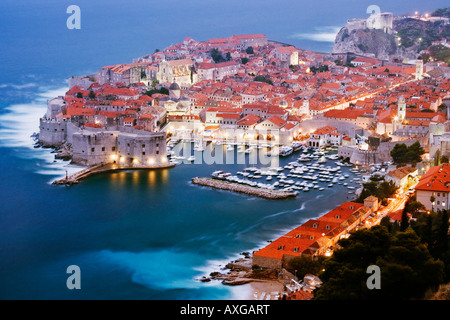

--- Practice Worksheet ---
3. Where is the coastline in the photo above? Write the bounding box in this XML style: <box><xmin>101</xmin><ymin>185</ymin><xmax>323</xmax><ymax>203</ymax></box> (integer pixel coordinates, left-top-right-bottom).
<box><xmin>202</xmin><ymin>254</ymin><xmax>297</xmax><ymax>300</ymax></box>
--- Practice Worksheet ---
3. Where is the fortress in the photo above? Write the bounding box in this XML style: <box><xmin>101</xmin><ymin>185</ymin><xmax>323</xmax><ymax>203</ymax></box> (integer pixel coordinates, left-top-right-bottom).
<box><xmin>345</xmin><ymin>12</ymin><xmax>394</xmax><ymax>34</ymax></box>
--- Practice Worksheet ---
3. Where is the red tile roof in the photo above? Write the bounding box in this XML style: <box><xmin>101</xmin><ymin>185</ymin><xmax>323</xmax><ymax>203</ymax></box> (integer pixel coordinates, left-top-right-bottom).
<box><xmin>415</xmin><ymin>164</ymin><xmax>450</xmax><ymax>192</ymax></box>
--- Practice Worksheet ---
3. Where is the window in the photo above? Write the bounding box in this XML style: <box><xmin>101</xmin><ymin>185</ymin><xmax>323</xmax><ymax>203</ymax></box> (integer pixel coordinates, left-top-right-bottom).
<box><xmin>91</xmin><ymin>148</ymin><xmax>95</xmax><ymax>152</ymax></box>
<box><xmin>313</xmin><ymin>223</ymin><xmax>317</xmax><ymax>228</ymax></box>
<box><xmin>112</xmin><ymin>147</ymin><xmax>116</xmax><ymax>151</ymax></box>
<box><xmin>142</xmin><ymin>152</ymin><xmax>145</xmax><ymax>155</ymax></box>
<box><xmin>142</xmin><ymin>144</ymin><xmax>146</xmax><ymax>148</ymax></box>
<box><xmin>102</xmin><ymin>147</ymin><xmax>105</xmax><ymax>152</ymax></box>
<box><xmin>156</xmin><ymin>151</ymin><xmax>159</xmax><ymax>155</ymax></box>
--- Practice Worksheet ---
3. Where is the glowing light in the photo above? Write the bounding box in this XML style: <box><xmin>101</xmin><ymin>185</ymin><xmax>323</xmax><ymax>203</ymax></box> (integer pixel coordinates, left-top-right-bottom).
<box><xmin>120</xmin><ymin>156</ymin><xmax>126</xmax><ymax>163</ymax></box>
<box><xmin>148</xmin><ymin>158</ymin><xmax>155</xmax><ymax>165</ymax></box>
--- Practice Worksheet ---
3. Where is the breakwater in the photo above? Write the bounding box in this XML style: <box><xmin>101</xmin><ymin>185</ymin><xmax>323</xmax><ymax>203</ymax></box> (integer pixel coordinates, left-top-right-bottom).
<box><xmin>53</xmin><ymin>163</ymin><xmax>176</xmax><ymax>185</ymax></box>
<box><xmin>192</xmin><ymin>177</ymin><xmax>297</xmax><ymax>199</ymax></box>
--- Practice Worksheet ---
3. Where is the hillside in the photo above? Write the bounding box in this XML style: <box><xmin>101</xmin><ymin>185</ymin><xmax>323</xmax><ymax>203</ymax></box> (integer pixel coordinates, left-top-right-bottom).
<box><xmin>333</xmin><ymin>7</ymin><xmax>450</xmax><ymax>63</ymax></box>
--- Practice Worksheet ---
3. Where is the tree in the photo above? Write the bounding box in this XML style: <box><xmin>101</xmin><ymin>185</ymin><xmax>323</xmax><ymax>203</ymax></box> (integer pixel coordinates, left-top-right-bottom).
<box><xmin>390</xmin><ymin>142</ymin><xmax>424</xmax><ymax>165</ymax></box>
<box><xmin>225</xmin><ymin>52</ymin><xmax>232</xmax><ymax>61</ymax></box>
<box><xmin>241</xmin><ymin>57</ymin><xmax>249</xmax><ymax>65</ymax></box>
<box><xmin>245</xmin><ymin>46</ymin><xmax>254</xmax><ymax>54</ymax></box>
<box><xmin>441</xmin><ymin>155</ymin><xmax>449</xmax><ymax>164</ymax></box>
<box><xmin>254</xmin><ymin>75</ymin><xmax>273</xmax><ymax>85</ymax></box>
<box><xmin>287</xmin><ymin>255</ymin><xmax>325</xmax><ymax>280</ymax></box>
<box><xmin>210</xmin><ymin>48</ymin><xmax>225</xmax><ymax>63</ymax></box>
<box><xmin>76</xmin><ymin>92</ymin><xmax>83</xmax><ymax>99</ymax></box>
<box><xmin>390</xmin><ymin>143</ymin><xmax>408</xmax><ymax>164</ymax></box>
<box><xmin>400</xmin><ymin>207</ymin><xmax>409</xmax><ymax>231</ymax></box>
<box><xmin>314</xmin><ymin>226</ymin><xmax>444</xmax><ymax>300</ymax></box>
<box><xmin>88</xmin><ymin>90</ymin><xmax>95</xmax><ymax>99</ymax></box>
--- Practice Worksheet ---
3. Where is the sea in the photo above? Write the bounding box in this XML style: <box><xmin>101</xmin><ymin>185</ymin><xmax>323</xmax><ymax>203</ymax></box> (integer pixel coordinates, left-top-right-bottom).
<box><xmin>0</xmin><ymin>0</ymin><xmax>447</xmax><ymax>300</ymax></box>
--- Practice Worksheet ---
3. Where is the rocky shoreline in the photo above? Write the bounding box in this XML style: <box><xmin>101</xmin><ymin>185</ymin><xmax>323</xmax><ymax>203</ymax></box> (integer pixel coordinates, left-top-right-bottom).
<box><xmin>200</xmin><ymin>252</ymin><xmax>293</xmax><ymax>287</ymax></box>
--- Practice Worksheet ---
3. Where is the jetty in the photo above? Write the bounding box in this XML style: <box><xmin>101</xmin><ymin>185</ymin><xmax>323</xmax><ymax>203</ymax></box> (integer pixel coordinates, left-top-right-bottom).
<box><xmin>53</xmin><ymin>163</ymin><xmax>175</xmax><ymax>185</ymax></box>
<box><xmin>191</xmin><ymin>177</ymin><xmax>297</xmax><ymax>199</ymax></box>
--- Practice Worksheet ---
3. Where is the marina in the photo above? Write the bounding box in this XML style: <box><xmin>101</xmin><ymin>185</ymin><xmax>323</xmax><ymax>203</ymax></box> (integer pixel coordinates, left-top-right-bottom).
<box><xmin>168</xmin><ymin>140</ymin><xmax>391</xmax><ymax>198</ymax></box>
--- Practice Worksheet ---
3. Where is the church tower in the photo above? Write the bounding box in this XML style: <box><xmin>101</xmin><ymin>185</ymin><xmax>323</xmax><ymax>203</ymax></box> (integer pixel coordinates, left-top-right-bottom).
<box><xmin>301</xmin><ymin>99</ymin><xmax>310</xmax><ymax>116</ymax></box>
<box><xmin>415</xmin><ymin>59</ymin><xmax>423</xmax><ymax>80</ymax></box>
<box><xmin>397</xmin><ymin>95</ymin><xmax>406</xmax><ymax>122</ymax></box>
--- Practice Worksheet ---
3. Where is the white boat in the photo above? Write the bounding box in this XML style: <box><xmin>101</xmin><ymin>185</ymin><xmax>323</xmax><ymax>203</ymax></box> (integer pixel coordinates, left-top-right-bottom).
<box><xmin>187</xmin><ymin>156</ymin><xmax>195</xmax><ymax>162</ymax></box>
<box><xmin>291</xmin><ymin>141</ymin><xmax>303</xmax><ymax>151</ymax></box>
<box><xmin>279</xmin><ymin>146</ymin><xmax>293</xmax><ymax>157</ymax></box>
<box><xmin>245</xmin><ymin>147</ymin><xmax>254</xmax><ymax>154</ymax></box>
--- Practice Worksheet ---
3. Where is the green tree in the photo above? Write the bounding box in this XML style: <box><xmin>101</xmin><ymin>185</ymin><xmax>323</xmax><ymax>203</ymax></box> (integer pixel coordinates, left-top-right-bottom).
<box><xmin>390</xmin><ymin>143</ymin><xmax>408</xmax><ymax>164</ymax></box>
<box><xmin>314</xmin><ymin>226</ymin><xmax>444</xmax><ymax>300</ymax></box>
<box><xmin>287</xmin><ymin>255</ymin><xmax>325</xmax><ymax>280</ymax></box>
<box><xmin>76</xmin><ymin>92</ymin><xmax>83</xmax><ymax>99</ymax></box>
<box><xmin>390</xmin><ymin>142</ymin><xmax>424</xmax><ymax>165</ymax></box>
<box><xmin>88</xmin><ymin>90</ymin><xmax>95</xmax><ymax>99</ymax></box>
<box><xmin>210</xmin><ymin>48</ymin><xmax>225</xmax><ymax>63</ymax></box>
<box><xmin>241</xmin><ymin>57</ymin><xmax>249</xmax><ymax>65</ymax></box>
<box><xmin>245</xmin><ymin>46</ymin><xmax>254</xmax><ymax>54</ymax></box>
<box><xmin>254</xmin><ymin>75</ymin><xmax>273</xmax><ymax>85</ymax></box>
<box><xmin>400</xmin><ymin>207</ymin><xmax>409</xmax><ymax>231</ymax></box>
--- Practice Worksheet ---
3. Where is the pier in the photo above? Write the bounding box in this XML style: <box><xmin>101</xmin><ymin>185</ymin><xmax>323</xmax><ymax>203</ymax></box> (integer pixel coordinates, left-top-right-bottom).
<box><xmin>53</xmin><ymin>163</ymin><xmax>176</xmax><ymax>185</ymax></box>
<box><xmin>191</xmin><ymin>177</ymin><xmax>297</xmax><ymax>199</ymax></box>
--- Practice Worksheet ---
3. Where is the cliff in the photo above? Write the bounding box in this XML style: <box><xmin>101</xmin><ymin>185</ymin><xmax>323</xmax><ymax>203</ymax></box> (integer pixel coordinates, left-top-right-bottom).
<box><xmin>333</xmin><ymin>10</ymin><xmax>450</xmax><ymax>61</ymax></box>
<box><xmin>333</xmin><ymin>27</ymin><xmax>397</xmax><ymax>60</ymax></box>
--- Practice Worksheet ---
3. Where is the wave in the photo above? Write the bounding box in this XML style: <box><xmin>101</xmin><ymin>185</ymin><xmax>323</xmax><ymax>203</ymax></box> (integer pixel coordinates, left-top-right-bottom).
<box><xmin>0</xmin><ymin>83</ymin><xmax>38</xmax><ymax>90</ymax></box>
<box><xmin>0</xmin><ymin>85</ymin><xmax>86</xmax><ymax>182</ymax></box>
<box><xmin>290</xmin><ymin>26</ymin><xmax>341</xmax><ymax>42</ymax></box>
<box><xmin>95</xmin><ymin>249</ymin><xmax>218</xmax><ymax>290</ymax></box>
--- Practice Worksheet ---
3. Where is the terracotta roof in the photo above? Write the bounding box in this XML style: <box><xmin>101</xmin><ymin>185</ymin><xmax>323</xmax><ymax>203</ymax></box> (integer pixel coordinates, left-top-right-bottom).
<box><xmin>416</xmin><ymin>164</ymin><xmax>450</xmax><ymax>192</ymax></box>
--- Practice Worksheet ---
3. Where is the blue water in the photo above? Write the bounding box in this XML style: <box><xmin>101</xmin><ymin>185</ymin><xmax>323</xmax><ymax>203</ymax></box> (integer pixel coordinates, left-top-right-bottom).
<box><xmin>0</xmin><ymin>0</ymin><xmax>448</xmax><ymax>300</ymax></box>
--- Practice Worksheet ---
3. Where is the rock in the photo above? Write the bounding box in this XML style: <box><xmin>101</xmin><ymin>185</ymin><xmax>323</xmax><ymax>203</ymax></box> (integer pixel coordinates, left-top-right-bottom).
<box><xmin>222</xmin><ymin>278</ymin><xmax>253</xmax><ymax>286</ymax></box>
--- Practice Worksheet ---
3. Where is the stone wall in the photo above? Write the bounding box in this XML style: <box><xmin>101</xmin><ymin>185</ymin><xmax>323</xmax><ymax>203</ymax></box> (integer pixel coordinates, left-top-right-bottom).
<box><xmin>72</xmin><ymin>130</ymin><xmax>119</xmax><ymax>166</ymax></box>
<box><xmin>39</xmin><ymin>118</ymin><xmax>67</xmax><ymax>147</ymax></box>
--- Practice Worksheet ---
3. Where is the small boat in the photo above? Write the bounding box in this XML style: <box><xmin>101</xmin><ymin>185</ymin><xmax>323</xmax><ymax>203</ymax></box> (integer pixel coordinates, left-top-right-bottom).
<box><xmin>187</xmin><ymin>156</ymin><xmax>195</xmax><ymax>162</ymax></box>
<box><xmin>291</xmin><ymin>141</ymin><xmax>303</xmax><ymax>151</ymax></box>
<box><xmin>279</xmin><ymin>146</ymin><xmax>293</xmax><ymax>157</ymax></box>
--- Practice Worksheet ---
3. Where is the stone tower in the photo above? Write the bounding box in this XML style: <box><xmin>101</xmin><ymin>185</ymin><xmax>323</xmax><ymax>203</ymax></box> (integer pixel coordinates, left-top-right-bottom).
<box><xmin>397</xmin><ymin>96</ymin><xmax>406</xmax><ymax>122</ymax></box>
<box><xmin>415</xmin><ymin>59</ymin><xmax>424</xmax><ymax>80</ymax></box>
<box><xmin>301</xmin><ymin>99</ymin><xmax>310</xmax><ymax>116</ymax></box>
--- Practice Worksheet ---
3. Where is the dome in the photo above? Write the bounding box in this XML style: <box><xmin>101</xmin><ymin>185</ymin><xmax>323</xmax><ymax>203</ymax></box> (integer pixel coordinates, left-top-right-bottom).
<box><xmin>279</xmin><ymin>100</ymin><xmax>288</xmax><ymax>107</ymax></box>
<box><xmin>169</xmin><ymin>82</ymin><xmax>181</xmax><ymax>91</ymax></box>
